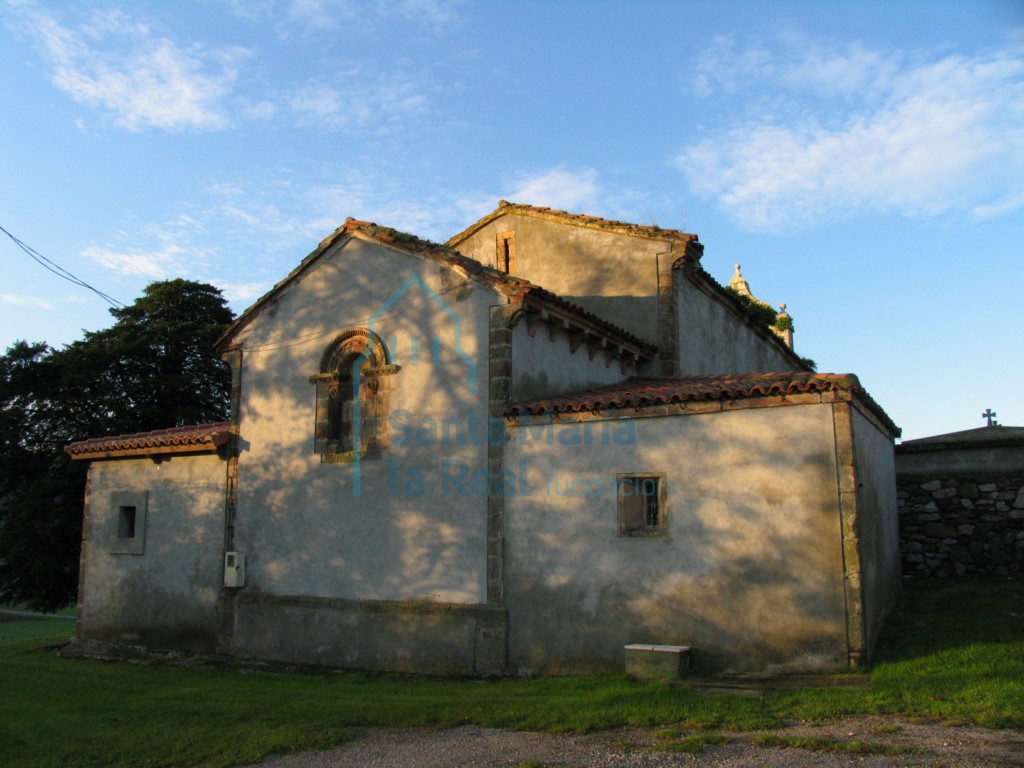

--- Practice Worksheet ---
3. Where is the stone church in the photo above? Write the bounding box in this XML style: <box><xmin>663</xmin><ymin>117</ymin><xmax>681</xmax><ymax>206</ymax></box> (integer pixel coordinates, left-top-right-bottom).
<box><xmin>67</xmin><ymin>202</ymin><xmax>901</xmax><ymax>676</ymax></box>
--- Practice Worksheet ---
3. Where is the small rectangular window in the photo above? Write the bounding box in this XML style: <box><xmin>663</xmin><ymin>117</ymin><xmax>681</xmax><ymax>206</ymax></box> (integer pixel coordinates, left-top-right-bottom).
<box><xmin>117</xmin><ymin>506</ymin><xmax>137</xmax><ymax>539</ymax></box>
<box><xmin>496</xmin><ymin>231</ymin><xmax>516</xmax><ymax>274</ymax></box>
<box><xmin>618</xmin><ymin>474</ymin><xmax>667</xmax><ymax>536</ymax></box>
<box><xmin>110</xmin><ymin>491</ymin><xmax>147</xmax><ymax>555</ymax></box>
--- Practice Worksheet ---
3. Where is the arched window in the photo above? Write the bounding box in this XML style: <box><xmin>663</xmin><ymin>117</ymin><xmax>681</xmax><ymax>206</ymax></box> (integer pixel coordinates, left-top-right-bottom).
<box><xmin>309</xmin><ymin>329</ymin><xmax>398</xmax><ymax>460</ymax></box>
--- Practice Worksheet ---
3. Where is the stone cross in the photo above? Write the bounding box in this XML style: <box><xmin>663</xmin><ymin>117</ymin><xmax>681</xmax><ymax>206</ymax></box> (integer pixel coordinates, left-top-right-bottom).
<box><xmin>982</xmin><ymin>408</ymin><xmax>998</xmax><ymax>427</ymax></box>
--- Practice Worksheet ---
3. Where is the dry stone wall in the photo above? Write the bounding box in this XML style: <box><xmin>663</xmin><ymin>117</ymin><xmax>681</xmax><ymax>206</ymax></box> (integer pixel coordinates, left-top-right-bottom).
<box><xmin>897</xmin><ymin>474</ymin><xmax>1024</xmax><ymax>577</ymax></box>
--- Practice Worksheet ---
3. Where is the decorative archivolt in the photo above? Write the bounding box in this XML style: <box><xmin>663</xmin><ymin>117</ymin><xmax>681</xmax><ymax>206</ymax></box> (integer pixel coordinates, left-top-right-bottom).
<box><xmin>311</xmin><ymin>328</ymin><xmax>395</xmax><ymax>379</ymax></box>
<box><xmin>309</xmin><ymin>328</ymin><xmax>398</xmax><ymax>459</ymax></box>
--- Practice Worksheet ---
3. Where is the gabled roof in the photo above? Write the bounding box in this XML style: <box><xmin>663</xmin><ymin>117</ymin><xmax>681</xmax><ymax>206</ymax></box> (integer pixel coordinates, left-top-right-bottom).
<box><xmin>216</xmin><ymin>218</ymin><xmax>657</xmax><ymax>359</ymax></box>
<box><xmin>447</xmin><ymin>201</ymin><xmax>804</xmax><ymax>370</ymax></box>
<box><xmin>216</xmin><ymin>218</ymin><xmax>455</xmax><ymax>350</ymax></box>
<box><xmin>447</xmin><ymin>200</ymin><xmax>699</xmax><ymax>249</ymax></box>
<box><xmin>66</xmin><ymin>422</ymin><xmax>231</xmax><ymax>460</ymax></box>
<box><xmin>507</xmin><ymin>372</ymin><xmax>899</xmax><ymax>437</ymax></box>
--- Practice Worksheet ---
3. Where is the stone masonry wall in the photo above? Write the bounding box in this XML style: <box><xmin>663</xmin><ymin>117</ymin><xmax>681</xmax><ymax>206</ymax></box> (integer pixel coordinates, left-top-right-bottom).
<box><xmin>897</xmin><ymin>473</ymin><xmax>1024</xmax><ymax>577</ymax></box>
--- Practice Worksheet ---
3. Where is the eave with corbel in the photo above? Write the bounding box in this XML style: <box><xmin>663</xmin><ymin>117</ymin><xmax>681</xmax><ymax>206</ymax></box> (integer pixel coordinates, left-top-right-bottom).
<box><xmin>511</xmin><ymin>290</ymin><xmax>658</xmax><ymax>374</ymax></box>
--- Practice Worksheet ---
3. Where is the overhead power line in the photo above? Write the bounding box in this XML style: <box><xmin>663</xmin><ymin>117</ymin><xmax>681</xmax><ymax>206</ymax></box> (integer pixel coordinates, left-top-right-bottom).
<box><xmin>0</xmin><ymin>224</ymin><xmax>125</xmax><ymax>309</ymax></box>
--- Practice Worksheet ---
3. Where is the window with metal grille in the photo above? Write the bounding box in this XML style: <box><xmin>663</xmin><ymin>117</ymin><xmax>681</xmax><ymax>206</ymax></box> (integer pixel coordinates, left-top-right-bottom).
<box><xmin>617</xmin><ymin>474</ymin><xmax>667</xmax><ymax>536</ymax></box>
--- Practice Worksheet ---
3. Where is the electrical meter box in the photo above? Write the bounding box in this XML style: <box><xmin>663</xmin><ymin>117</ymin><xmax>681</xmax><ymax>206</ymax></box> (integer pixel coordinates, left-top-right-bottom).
<box><xmin>223</xmin><ymin>551</ymin><xmax>245</xmax><ymax>588</ymax></box>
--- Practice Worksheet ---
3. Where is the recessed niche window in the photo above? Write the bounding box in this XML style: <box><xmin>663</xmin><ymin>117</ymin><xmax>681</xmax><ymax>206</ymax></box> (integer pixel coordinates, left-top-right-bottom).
<box><xmin>310</xmin><ymin>328</ymin><xmax>399</xmax><ymax>463</ymax></box>
<box><xmin>617</xmin><ymin>474</ymin><xmax>668</xmax><ymax>536</ymax></box>
<box><xmin>110</xmin><ymin>490</ymin><xmax>148</xmax><ymax>555</ymax></box>
<box><xmin>117</xmin><ymin>506</ymin><xmax>137</xmax><ymax>539</ymax></box>
<box><xmin>496</xmin><ymin>230</ymin><xmax>516</xmax><ymax>274</ymax></box>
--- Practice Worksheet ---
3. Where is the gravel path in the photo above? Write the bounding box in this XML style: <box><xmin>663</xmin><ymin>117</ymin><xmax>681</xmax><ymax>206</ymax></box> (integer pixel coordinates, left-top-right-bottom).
<box><xmin>247</xmin><ymin>717</ymin><xmax>1024</xmax><ymax>768</ymax></box>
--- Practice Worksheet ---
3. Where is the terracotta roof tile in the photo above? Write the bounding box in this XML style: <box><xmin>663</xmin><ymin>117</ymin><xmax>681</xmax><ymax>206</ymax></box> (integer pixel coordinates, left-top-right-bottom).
<box><xmin>508</xmin><ymin>373</ymin><xmax>899</xmax><ymax>436</ymax></box>
<box><xmin>66</xmin><ymin>422</ymin><xmax>231</xmax><ymax>459</ymax></box>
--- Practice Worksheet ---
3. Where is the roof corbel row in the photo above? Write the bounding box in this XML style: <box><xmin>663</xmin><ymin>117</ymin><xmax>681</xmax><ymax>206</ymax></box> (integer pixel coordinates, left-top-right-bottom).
<box><xmin>519</xmin><ymin>294</ymin><xmax>654</xmax><ymax>373</ymax></box>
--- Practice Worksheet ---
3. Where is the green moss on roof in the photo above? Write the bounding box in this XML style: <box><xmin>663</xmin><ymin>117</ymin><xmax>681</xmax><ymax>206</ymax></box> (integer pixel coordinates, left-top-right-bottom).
<box><xmin>364</xmin><ymin>225</ymin><xmax>438</xmax><ymax>247</ymax></box>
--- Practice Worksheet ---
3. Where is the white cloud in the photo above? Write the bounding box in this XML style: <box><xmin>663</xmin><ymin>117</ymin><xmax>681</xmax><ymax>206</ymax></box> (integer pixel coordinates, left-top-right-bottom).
<box><xmin>206</xmin><ymin>170</ymin><xmax>484</xmax><ymax>248</ymax></box>
<box><xmin>429</xmin><ymin>168</ymin><xmax>601</xmax><ymax>230</ymax></box>
<box><xmin>217</xmin><ymin>200</ymin><xmax>316</xmax><ymax>246</ymax></box>
<box><xmin>23</xmin><ymin>6</ymin><xmax>248</xmax><ymax>132</ymax></box>
<box><xmin>219</xmin><ymin>0</ymin><xmax>460</xmax><ymax>35</ymax></box>
<box><xmin>692</xmin><ymin>33</ymin><xmax>900</xmax><ymax>102</ymax></box>
<box><xmin>214</xmin><ymin>0</ymin><xmax>277</xmax><ymax>22</ymax></box>
<box><xmin>82</xmin><ymin>245</ymin><xmax>183</xmax><ymax>279</ymax></box>
<box><xmin>206</xmin><ymin>176</ymin><xmax>350</xmax><ymax>247</ymax></box>
<box><xmin>972</xmin><ymin>189</ymin><xmax>1024</xmax><ymax>220</ymax></box>
<box><xmin>240</xmin><ymin>99</ymin><xmax>279</xmax><ymax>121</ymax></box>
<box><xmin>679</xmin><ymin>37</ymin><xmax>1024</xmax><ymax>231</ymax></box>
<box><xmin>505</xmin><ymin>168</ymin><xmax>601</xmax><ymax>212</ymax></box>
<box><xmin>81</xmin><ymin>214</ymin><xmax>215</xmax><ymax>279</ymax></box>
<box><xmin>448</xmin><ymin>169</ymin><xmax>663</xmax><ymax>234</ymax></box>
<box><xmin>11</xmin><ymin>4</ymin><xmax>439</xmax><ymax>135</ymax></box>
<box><xmin>289</xmin><ymin>82</ymin><xmax>344</xmax><ymax>122</ymax></box>
<box><xmin>72</xmin><ymin>163</ymin><xmax>614</xmax><ymax>306</ymax></box>
<box><xmin>287</xmin><ymin>76</ymin><xmax>429</xmax><ymax>130</ymax></box>
<box><xmin>0</xmin><ymin>292</ymin><xmax>56</xmax><ymax>310</ymax></box>
<box><xmin>390</xmin><ymin>0</ymin><xmax>460</xmax><ymax>30</ymax></box>
<box><xmin>213</xmin><ymin>280</ymin><xmax>270</xmax><ymax>305</ymax></box>
<box><xmin>301</xmin><ymin>179</ymin><xmax>455</xmax><ymax>241</ymax></box>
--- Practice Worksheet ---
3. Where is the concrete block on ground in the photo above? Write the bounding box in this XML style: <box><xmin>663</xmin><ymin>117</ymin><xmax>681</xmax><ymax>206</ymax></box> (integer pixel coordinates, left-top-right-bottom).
<box><xmin>625</xmin><ymin>644</ymin><xmax>691</xmax><ymax>679</ymax></box>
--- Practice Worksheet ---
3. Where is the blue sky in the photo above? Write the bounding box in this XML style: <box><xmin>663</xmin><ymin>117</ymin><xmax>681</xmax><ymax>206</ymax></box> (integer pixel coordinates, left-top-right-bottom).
<box><xmin>1</xmin><ymin>0</ymin><xmax>1022</xmax><ymax>440</ymax></box>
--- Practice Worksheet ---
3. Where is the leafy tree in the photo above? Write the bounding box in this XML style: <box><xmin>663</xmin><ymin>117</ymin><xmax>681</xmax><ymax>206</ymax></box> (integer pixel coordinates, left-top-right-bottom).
<box><xmin>0</xmin><ymin>280</ymin><xmax>234</xmax><ymax>611</ymax></box>
<box><xmin>0</xmin><ymin>342</ymin><xmax>85</xmax><ymax>611</ymax></box>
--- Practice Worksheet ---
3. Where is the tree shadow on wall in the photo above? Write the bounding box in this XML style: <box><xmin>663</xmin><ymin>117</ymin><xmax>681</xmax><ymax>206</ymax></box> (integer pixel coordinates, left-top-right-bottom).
<box><xmin>231</xmin><ymin>240</ymin><xmax>491</xmax><ymax>608</ymax></box>
<box><xmin>505</xmin><ymin>409</ymin><xmax>853</xmax><ymax>675</ymax></box>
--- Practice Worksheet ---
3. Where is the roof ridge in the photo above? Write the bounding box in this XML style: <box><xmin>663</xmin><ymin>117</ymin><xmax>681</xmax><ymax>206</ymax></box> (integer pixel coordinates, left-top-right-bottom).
<box><xmin>446</xmin><ymin>200</ymin><xmax>699</xmax><ymax>247</ymax></box>
<box><xmin>346</xmin><ymin>220</ymin><xmax>657</xmax><ymax>353</ymax></box>
<box><xmin>898</xmin><ymin>424</ymin><xmax>1024</xmax><ymax>447</ymax></box>
<box><xmin>219</xmin><ymin>216</ymin><xmax>657</xmax><ymax>355</ymax></box>
<box><xmin>69</xmin><ymin>421</ymin><xmax>230</xmax><ymax>444</ymax></box>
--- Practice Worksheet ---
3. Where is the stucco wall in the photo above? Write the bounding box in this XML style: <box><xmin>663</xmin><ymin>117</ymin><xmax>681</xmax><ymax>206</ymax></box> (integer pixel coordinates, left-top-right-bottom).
<box><xmin>510</xmin><ymin>320</ymin><xmax>634</xmax><ymax>402</ymax></box>
<box><xmin>675</xmin><ymin>277</ymin><xmax>799</xmax><ymax>375</ymax></box>
<box><xmin>79</xmin><ymin>454</ymin><xmax>226</xmax><ymax>652</ymax></box>
<box><xmin>503</xmin><ymin>403</ymin><xmax>848</xmax><ymax>675</ymax></box>
<box><xmin>227</xmin><ymin>237</ymin><xmax>493</xmax><ymax>608</ymax></box>
<box><xmin>453</xmin><ymin>214</ymin><xmax>664</xmax><ymax>343</ymax></box>
<box><xmin>455</xmin><ymin>213</ymin><xmax>799</xmax><ymax>379</ymax></box>
<box><xmin>849</xmin><ymin>406</ymin><xmax>900</xmax><ymax>657</ymax></box>
<box><xmin>230</xmin><ymin>594</ymin><xmax>505</xmax><ymax>675</ymax></box>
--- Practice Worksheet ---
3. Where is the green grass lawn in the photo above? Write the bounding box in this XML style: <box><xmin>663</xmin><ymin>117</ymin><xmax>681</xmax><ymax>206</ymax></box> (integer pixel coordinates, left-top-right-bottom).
<box><xmin>0</xmin><ymin>617</ymin><xmax>74</xmax><ymax>645</ymax></box>
<box><xmin>1</xmin><ymin>579</ymin><xmax>1022</xmax><ymax>768</ymax></box>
